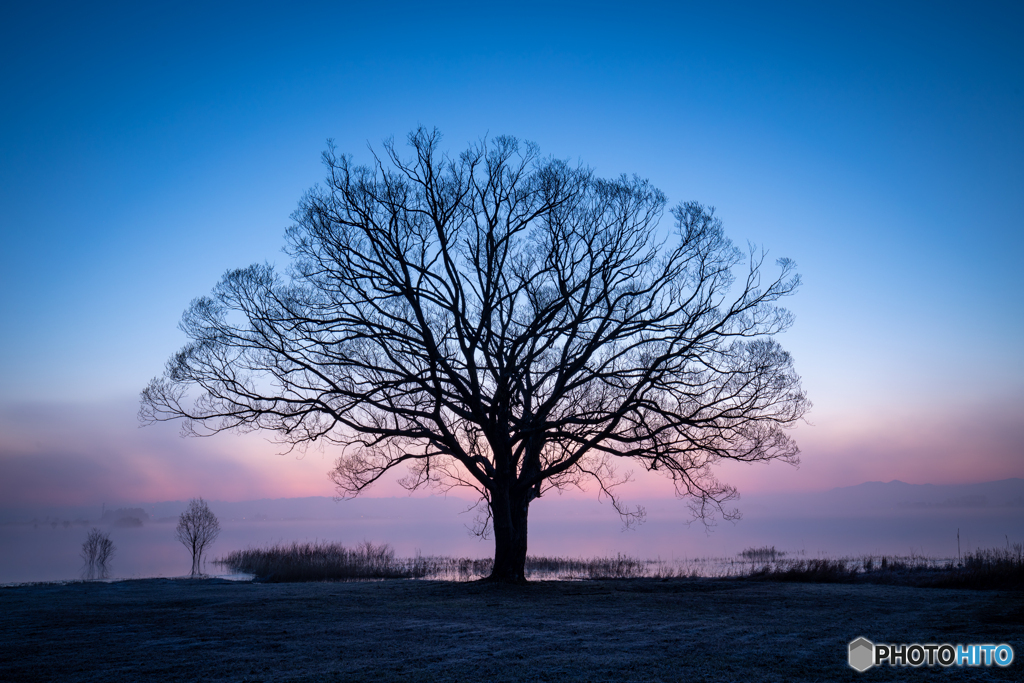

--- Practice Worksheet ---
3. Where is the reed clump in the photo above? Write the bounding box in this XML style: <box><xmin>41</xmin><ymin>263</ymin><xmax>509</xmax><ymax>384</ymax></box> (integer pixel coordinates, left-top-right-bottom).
<box><xmin>219</xmin><ymin>541</ymin><xmax>417</xmax><ymax>581</ymax></box>
<box><xmin>739</xmin><ymin>546</ymin><xmax>785</xmax><ymax>562</ymax></box>
<box><xmin>524</xmin><ymin>554</ymin><xmax>648</xmax><ymax>579</ymax></box>
<box><xmin>749</xmin><ymin>557</ymin><xmax>857</xmax><ymax>583</ymax></box>
<box><xmin>929</xmin><ymin>544</ymin><xmax>1024</xmax><ymax>589</ymax></box>
<box><xmin>744</xmin><ymin>544</ymin><xmax>1022</xmax><ymax>589</ymax></box>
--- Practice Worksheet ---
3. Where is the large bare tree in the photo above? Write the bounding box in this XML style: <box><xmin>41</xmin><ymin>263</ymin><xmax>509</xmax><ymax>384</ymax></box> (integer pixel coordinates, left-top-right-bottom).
<box><xmin>141</xmin><ymin>128</ymin><xmax>808</xmax><ymax>582</ymax></box>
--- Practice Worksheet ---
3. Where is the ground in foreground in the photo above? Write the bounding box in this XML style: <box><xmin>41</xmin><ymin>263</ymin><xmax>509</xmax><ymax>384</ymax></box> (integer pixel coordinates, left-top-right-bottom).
<box><xmin>1</xmin><ymin>578</ymin><xmax>1021</xmax><ymax>682</ymax></box>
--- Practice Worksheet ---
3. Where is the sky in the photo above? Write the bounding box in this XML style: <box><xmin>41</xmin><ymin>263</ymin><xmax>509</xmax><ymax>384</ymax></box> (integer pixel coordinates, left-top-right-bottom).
<box><xmin>1</xmin><ymin>0</ymin><xmax>1022</xmax><ymax>510</ymax></box>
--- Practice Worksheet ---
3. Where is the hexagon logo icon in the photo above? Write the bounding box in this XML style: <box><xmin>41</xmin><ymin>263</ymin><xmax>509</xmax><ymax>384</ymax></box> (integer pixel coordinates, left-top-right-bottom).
<box><xmin>849</xmin><ymin>637</ymin><xmax>875</xmax><ymax>672</ymax></box>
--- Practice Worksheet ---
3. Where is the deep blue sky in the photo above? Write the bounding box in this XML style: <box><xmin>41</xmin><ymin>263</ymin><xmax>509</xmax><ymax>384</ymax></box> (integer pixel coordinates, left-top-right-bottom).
<box><xmin>1</xmin><ymin>1</ymin><xmax>1021</xmax><ymax>505</ymax></box>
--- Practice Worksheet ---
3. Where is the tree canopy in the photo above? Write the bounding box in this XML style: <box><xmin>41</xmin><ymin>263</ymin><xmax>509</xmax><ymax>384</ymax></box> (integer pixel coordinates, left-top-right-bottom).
<box><xmin>142</xmin><ymin>128</ymin><xmax>809</xmax><ymax>582</ymax></box>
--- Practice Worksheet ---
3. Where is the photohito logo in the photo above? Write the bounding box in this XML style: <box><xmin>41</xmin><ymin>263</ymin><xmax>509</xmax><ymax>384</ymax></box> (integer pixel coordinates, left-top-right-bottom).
<box><xmin>848</xmin><ymin>638</ymin><xmax>1014</xmax><ymax>671</ymax></box>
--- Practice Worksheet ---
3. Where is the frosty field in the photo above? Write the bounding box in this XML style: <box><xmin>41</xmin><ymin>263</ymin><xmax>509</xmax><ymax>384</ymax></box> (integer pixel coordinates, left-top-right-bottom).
<box><xmin>1</xmin><ymin>577</ymin><xmax>1021</xmax><ymax>682</ymax></box>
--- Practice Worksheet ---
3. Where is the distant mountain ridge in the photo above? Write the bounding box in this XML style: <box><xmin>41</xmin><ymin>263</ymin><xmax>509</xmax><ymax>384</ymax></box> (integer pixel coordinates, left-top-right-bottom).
<box><xmin>826</xmin><ymin>478</ymin><xmax>1024</xmax><ymax>508</ymax></box>
<box><xmin>738</xmin><ymin>478</ymin><xmax>1024</xmax><ymax>517</ymax></box>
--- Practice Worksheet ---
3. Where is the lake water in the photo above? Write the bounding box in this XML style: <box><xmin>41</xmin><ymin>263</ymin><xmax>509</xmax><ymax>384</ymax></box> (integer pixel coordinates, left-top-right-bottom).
<box><xmin>2</xmin><ymin>494</ymin><xmax>1019</xmax><ymax>583</ymax></box>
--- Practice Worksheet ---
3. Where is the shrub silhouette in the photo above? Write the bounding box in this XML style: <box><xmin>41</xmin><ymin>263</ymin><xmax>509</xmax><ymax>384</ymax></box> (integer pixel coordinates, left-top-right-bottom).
<box><xmin>81</xmin><ymin>528</ymin><xmax>115</xmax><ymax>579</ymax></box>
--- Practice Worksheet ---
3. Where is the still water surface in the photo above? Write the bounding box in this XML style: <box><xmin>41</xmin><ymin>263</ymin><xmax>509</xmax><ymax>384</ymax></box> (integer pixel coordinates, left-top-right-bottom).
<box><xmin>2</xmin><ymin>500</ymin><xmax>1018</xmax><ymax>584</ymax></box>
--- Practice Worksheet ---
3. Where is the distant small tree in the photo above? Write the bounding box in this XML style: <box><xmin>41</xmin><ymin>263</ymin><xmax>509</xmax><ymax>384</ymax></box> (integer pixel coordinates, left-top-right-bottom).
<box><xmin>81</xmin><ymin>528</ymin><xmax>115</xmax><ymax>579</ymax></box>
<box><xmin>176</xmin><ymin>498</ymin><xmax>221</xmax><ymax>577</ymax></box>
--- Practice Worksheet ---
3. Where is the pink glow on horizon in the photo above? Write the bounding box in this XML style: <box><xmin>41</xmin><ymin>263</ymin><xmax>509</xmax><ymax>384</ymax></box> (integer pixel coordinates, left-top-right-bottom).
<box><xmin>1</xmin><ymin>393</ymin><xmax>1021</xmax><ymax>508</ymax></box>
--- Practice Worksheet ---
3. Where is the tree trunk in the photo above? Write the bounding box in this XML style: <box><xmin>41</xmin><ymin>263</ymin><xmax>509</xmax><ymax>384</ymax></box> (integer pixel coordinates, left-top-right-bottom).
<box><xmin>488</xmin><ymin>488</ymin><xmax>530</xmax><ymax>583</ymax></box>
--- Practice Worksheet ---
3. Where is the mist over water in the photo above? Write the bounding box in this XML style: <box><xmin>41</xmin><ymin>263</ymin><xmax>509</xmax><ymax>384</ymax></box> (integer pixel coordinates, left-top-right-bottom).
<box><xmin>2</xmin><ymin>480</ymin><xmax>1021</xmax><ymax>584</ymax></box>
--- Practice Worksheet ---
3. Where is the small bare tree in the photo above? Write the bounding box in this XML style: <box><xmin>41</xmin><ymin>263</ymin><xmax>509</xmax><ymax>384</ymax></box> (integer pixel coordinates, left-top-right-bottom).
<box><xmin>81</xmin><ymin>528</ymin><xmax>115</xmax><ymax>579</ymax></box>
<box><xmin>176</xmin><ymin>498</ymin><xmax>221</xmax><ymax>577</ymax></box>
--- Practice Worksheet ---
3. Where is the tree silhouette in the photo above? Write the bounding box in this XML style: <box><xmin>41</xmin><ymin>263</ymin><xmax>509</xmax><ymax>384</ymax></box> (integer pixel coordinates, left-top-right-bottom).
<box><xmin>176</xmin><ymin>498</ymin><xmax>220</xmax><ymax>576</ymax></box>
<box><xmin>142</xmin><ymin>128</ymin><xmax>809</xmax><ymax>582</ymax></box>
<box><xmin>81</xmin><ymin>528</ymin><xmax>115</xmax><ymax>579</ymax></box>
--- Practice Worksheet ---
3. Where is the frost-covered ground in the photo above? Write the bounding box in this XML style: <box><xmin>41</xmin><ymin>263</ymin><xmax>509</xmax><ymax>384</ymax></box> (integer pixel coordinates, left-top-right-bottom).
<box><xmin>1</xmin><ymin>577</ymin><xmax>1020</xmax><ymax>682</ymax></box>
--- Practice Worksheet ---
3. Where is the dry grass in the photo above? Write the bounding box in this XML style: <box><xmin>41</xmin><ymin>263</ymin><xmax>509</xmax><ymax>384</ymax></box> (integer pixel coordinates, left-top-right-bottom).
<box><xmin>931</xmin><ymin>544</ymin><xmax>1024</xmax><ymax>589</ymax></box>
<box><xmin>218</xmin><ymin>541</ymin><xmax>1023</xmax><ymax>590</ymax></box>
<box><xmin>746</xmin><ymin>544</ymin><xmax>1024</xmax><ymax>589</ymax></box>
<box><xmin>217</xmin><ymin>543</ymin><xmax>655</xmax><ymax>582</ymax></box>
<box><xmin>218</xmin><ymin>541</ymin><xmax>416</xmax><ymax>581</ymax></box>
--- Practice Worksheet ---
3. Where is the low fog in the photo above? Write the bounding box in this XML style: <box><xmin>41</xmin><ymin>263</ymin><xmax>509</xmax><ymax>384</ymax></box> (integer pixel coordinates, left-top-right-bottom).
<box><xmin>2</xmin><ymin>479</ymin><xmax>1021</xmax><ymax>584</ymax></box>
